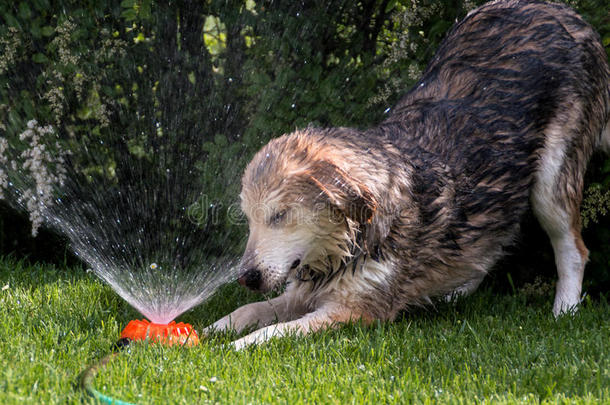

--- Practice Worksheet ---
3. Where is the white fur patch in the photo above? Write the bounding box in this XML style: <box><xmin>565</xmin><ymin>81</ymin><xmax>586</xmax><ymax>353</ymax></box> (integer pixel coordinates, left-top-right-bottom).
<box><xmin>551</xmin><ymin>234</ymin><xmax>585</xmax><ymax>316</ymax></box>
<box><xmin>290</xmin><ymin>257</ymin><xmax>394</xmax><ymax>312</ymax></box>
<box><xmin>531</xmin><ymin>124</ymin><xmax>570</xmax><ymax>235</ymax></box>
<box><xmin>531</xmin><ymin>122</ymin><xmax>586</xmax><ymax>317</ymax></box>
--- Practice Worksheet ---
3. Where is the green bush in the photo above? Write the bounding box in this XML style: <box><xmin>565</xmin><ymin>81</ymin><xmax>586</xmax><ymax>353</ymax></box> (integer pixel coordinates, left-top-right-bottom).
<box><xmin>0</xmin><ymin>0</ymin><xmax>609</xmax><ymax>290</ymax></box>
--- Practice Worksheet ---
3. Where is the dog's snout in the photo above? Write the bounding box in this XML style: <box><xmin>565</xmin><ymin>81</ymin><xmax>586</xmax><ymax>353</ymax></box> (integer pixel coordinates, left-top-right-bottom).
<box><xmin>238</xmin><ymin>268</ymin><xmax>262</xmax><ymax>290</ymax></box>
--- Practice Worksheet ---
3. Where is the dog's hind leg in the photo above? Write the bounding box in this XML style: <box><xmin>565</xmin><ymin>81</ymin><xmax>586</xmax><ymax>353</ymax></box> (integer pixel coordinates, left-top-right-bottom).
<box><xmin>531</xmin><ymin>120</ymin><xmax>593</xmax><ymax>317</ymax></box>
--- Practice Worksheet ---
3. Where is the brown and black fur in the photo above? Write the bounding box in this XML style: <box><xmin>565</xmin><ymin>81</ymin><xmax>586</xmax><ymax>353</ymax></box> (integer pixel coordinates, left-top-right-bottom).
<box><xmin>206</xmin><ymin>0</ymin><xmax>610</xmax><ymax>349</ymax></box>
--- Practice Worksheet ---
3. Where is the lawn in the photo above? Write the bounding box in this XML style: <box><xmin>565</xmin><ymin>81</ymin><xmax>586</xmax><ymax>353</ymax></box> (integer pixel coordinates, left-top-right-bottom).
<box><xmin>0</xmin><ymin>256</ymin><xmax>608</xmax><ymax>404</ymax></box>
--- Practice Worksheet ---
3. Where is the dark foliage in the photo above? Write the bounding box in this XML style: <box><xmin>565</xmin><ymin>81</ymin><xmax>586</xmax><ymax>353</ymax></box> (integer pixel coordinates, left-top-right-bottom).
<box><xmin>0</xmin><ymin>0</ymin><xmax>608</xmax><ymax>293</ymax></box>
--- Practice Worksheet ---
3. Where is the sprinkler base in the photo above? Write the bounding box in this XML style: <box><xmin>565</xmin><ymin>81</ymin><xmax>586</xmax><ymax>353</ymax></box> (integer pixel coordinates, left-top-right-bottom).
<box><xmin>120</xmin><ymin>319</ymin><xmax>199</xmax><ymax>346</ymax></box>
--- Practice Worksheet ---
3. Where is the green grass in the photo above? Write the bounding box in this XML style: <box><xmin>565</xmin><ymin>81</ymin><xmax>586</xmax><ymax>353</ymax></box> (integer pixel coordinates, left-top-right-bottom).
<box><xmin>0</xmin><ymin>256</ymin><xmax>608</xmax><ymax>404</ymax></box>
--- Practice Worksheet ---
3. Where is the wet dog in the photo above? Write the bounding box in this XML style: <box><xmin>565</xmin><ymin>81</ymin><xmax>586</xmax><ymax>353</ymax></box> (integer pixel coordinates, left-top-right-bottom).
<box><xmin>206</xmin><ymin>0</ymin><xmax>610</xmax><ymax>349</ymax></box>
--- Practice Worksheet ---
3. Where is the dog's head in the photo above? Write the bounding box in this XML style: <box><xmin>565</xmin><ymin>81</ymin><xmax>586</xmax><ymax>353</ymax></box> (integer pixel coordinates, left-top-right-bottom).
<box><xmin>237</xmin><ymin>130</ymin><xmax>377</xmax><ymax>292</ymax></box>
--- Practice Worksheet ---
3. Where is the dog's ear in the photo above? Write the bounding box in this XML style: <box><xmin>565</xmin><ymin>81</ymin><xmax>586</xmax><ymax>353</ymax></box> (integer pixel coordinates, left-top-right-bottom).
<box><xmin>304</xmin><ymin>160</ymin><xmax>377</xmax><ymax>224</ymax></box>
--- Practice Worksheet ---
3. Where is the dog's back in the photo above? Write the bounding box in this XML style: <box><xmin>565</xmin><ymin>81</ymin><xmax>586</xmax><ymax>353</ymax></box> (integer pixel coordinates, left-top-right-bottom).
<box><xmin>376</xmin><ymin>0</ymin><xmax>610</xmax><ymax>314</ymax></box>
<box><xmin>385</xmin><ymin>0</ymin><xmax>609</xmax><ymax>165</ymax></box>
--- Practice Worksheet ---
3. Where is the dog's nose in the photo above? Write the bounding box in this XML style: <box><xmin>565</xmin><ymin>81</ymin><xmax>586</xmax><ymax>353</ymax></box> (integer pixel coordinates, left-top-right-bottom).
<box><xmin>237</xmin><ymin>268</ymin><xmax>262</xmax><ymax>290</ymax></box>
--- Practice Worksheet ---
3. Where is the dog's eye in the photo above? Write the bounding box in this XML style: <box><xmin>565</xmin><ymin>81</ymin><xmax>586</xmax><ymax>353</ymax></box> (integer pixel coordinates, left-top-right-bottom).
<box><xmin>269</xmin><ymin>209</ymin><xmax>287</xmax><ymax>225</ymax></box>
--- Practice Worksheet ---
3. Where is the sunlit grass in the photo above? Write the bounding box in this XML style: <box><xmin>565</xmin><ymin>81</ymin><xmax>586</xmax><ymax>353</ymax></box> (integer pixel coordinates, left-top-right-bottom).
<box><xmin>0</xmin><ymin>256</ymin><xmax>607</xmax><ymax>404</ymax></box>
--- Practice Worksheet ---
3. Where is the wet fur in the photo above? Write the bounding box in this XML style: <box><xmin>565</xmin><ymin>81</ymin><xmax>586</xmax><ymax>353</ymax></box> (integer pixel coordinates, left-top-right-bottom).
<box><xmin>206</xmin><ymin>0</ymin><xmax>610</xmax><ymax>349</ymax></box>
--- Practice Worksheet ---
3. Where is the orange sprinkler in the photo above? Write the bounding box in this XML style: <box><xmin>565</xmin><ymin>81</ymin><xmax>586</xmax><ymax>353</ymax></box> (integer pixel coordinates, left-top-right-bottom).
<box><xmin>120</xmin><ymin>319</ymin><xmax>199</xmax><ymax>346</ymax></box>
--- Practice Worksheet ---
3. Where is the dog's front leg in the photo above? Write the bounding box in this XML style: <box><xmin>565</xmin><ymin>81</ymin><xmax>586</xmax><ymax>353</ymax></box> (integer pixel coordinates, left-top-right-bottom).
<box><xmin>231</xmin><ymin>304</ymin><xmax>370</xmax><ymax>350</ymax></box>
<box><xmin>204</xmin><ymin>291</ymin><xmax>306</xmax><ymax>335</ymax></box>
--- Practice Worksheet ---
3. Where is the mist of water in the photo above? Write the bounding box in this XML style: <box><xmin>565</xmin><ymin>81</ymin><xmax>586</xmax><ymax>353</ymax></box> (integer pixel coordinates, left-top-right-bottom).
<box><xmin>4</xmin><ymin>121</ymin><xmax>243</xmax><ymax>323</ymax></box>
<box><xmin>45</xmin><ymin>179</ymin><xmax>239</xmax><ymax>324</ymax></box>
<box><xmin>1</xmin><ymin>57</ymin><xmax>246</xmax><ymax>324</ymax></box>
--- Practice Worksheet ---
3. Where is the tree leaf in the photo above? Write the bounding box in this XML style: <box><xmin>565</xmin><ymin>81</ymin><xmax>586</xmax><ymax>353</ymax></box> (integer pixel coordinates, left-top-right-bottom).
<box><xmin>18</xmin><ymin>2</ymin><xmax>32</xmax><ymax>19</ymax></box>
<box><xmin>41</xmin><ymin>26</ymin><xmax>55</xmax><ymax>37</ymax></box>
<box><xmin>32</xmin><ymin>53</ymin><xmax>48</xmax><ymax>63</ymax></box>
<box><xmin>121</xmin><ymin>9</ymin><xmax>137</xmax><ymax>21</ymax></box>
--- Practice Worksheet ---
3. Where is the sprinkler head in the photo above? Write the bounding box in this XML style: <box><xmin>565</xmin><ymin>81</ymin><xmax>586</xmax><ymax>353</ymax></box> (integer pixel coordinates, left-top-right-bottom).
<box><xmin>120</xmin><ymin>319</ymin><xmax>199</xmax><ymax>346</ymax></box>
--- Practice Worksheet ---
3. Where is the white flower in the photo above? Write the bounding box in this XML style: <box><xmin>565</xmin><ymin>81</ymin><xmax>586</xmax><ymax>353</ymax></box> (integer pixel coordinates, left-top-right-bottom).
<box><xmin>10</xmin><ymin>120</ymin><xmax>67</xmax><ymax>236</ymax></box>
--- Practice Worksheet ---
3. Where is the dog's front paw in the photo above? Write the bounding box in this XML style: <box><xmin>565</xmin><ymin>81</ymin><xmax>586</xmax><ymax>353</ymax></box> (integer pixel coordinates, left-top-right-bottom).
<box><xmin>229</xmin><ymin>323</ymin><xmax>295</xmax><ymax>350</ymax></box>
<box><xmin>201</xmin><ymin>316</ymin><xmax>232</xmax><ymax>336</ymax></box>
<box><xmin>230</xmin><ymin>336</ymin><xmax>252</xmax><ymax>351</ymax></box>
<box><xmin>203</xmin><ymin>301</ymin><xmax>280</xmax><ymax>336</ymax></box>
<box><xmin>230</xmin><ymin>326</ymin><xmax>272</xmax><ymax>350</ymax></box>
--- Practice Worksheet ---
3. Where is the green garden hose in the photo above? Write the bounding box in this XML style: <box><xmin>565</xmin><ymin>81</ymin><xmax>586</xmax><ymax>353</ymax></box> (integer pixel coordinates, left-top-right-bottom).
<box><xmin>79</xmin><ymin>338</ymin><xmax>137</xmax><ymax>405</ymax></box>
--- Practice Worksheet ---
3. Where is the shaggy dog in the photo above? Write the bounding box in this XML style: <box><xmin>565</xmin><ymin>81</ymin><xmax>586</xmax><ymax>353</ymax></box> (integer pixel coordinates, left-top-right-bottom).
<box><xmin>206</xmin><ymin>0</ymin><xmax>610</xmax><ymax>349</ymax></box>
